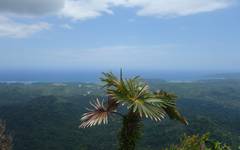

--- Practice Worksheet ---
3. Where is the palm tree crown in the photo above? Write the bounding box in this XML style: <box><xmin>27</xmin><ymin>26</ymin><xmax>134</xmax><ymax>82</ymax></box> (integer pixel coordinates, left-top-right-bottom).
<box><xmin>80</xmin><ymin>71</ymin><xmax>188</xmax><ymax>128</ymax></box>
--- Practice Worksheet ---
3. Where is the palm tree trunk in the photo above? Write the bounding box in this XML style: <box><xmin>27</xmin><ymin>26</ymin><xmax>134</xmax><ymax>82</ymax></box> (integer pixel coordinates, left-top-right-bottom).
<box><xmin>118</xmin><ymin>111</ymin><xmax>143</xmax><ymax>150</ymax></box>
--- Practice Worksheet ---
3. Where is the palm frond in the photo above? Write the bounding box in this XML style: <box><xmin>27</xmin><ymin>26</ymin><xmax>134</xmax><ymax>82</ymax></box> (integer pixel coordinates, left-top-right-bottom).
<box><xmin>80</xmin><ymin>99</ymin><xmax>109</xmax><ymax>128</ymax></box>
<box><xmin>101</xmin><ymin>72</ymin><xmax>172</xmax><ymax>121</ymax></box>
<box><xmin>98</xmin><ymin>71</ymin><xmax>187</xmax><ymax>124</ymax></box>
<box><xmin>154</xmin><ymin>90</ymin><xmax>188</xmax><ymax>125</ymax></box>
<box><xmin>131</xmin><ymin>100</ymin><xmax>166</xmax><ymax>121</ymax></box>
<box><xmin>100</xmin><ymin>72</ymin><xmax>121</xmax><ymax>88</ymax></box>
<box><xmin>164</xmin><ymin>106</ymin><xmax>188</xmax><ymax>125</ymax></box>
<box><xmin>79</xmin><ymin>96</ymin><xmax>121</xmax><ymax>128</ymax></box>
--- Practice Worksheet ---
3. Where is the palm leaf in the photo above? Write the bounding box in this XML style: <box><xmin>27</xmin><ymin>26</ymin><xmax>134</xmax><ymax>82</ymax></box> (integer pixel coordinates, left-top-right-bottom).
<box><xmin>80</xmin><ymin>99</ymin><xmax>109</xmax><ymax>128</ymax></box>
<box><xmin>80</xmin><ymin>70</ymin><xmax>187</xmax><ymax>135</ymax></box>
<box><xmin>79</xmin><ymin>96</ymin><xmax>120</xmax><ymax>128</ymax></box>
<box><xmin>154</xmin><ymin>90</ymin><xmax>188</xmax><ymax>125</ymax></box>
<box><xmin>101</xmin><ymin>72</ymin><xmax>174</xmax><ymax>122</ymax></box>
<box><xmin>84</xmin><ymin>71</ymin><xmax>188</xmax><ymax>125</ymax></box>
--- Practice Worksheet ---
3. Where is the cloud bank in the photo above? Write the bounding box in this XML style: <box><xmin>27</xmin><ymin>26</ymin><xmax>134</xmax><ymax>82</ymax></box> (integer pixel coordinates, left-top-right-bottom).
<box><xmin>0</xmin><ymin>16</ymin><xmax>50</xmax><ymax>38</ymax></box>
<box><xmin>0</xmin><ymin>0</ymin><xmax>234</xmax><ymax>37</ymax></box>
<box><xmin>0</xmin><ymin>0</ymin><xmax>231</xmax><ymax>19</ymax></box>
<box><xmin>125</xmin><ymin>0</ymin><xmax>232</xmax><ymax>17</ymax></box>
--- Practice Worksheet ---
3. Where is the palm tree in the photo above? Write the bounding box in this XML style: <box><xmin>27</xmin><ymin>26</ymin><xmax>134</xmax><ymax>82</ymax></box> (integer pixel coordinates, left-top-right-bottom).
<box><xmin>80</xmin><ymin>70</ymin><xmax>188</xmax><ymax>150</ymax></box>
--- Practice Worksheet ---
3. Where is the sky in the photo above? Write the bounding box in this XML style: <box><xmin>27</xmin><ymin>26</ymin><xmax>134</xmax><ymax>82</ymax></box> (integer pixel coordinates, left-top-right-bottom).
<box><xmin>0</xmin><ymin>0</ymin><xmax>240</xmax><ymax>73</ymax></box>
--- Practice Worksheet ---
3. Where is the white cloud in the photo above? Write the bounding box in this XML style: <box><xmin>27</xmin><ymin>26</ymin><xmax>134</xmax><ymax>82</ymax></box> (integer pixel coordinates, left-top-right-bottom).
<box><xmin>0</xmin><ymin>0</ymin><xmax>234</xmax><ymax>37</ymax></box>
<box><xmin>60</xmin><ymin>0</ymin><xmax>113</xmax><ymax>20</ymax></box>
<box><xmin>0</xmin><ymin>16</ymin><xmax>50</xmax><ymax>38</ymax></box>
<box><xmin>127</xmin><ymin>0</ymin><xmax>232</xmax><ymax>17</ymax></box>
<box><xmin>59</xmin><ymin>0</ymin><xmax>233</xmax><ymax>20</ymax></box>
<box><xmin>0</xmin><ymin>0</ymin><xmax>234</xmax><ymax>20</ymax></box>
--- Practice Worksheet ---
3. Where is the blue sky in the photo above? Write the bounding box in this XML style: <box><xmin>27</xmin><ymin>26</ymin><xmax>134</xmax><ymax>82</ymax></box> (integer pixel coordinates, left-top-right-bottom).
<box><xmin>0</xmin><ymin>0</ymin><xmax>239</xmax><ymax>72</ymax></box>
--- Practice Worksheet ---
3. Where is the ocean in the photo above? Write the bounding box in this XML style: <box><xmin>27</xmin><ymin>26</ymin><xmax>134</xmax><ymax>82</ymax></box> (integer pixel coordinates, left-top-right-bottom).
<box><xmin>0</xmin><ymin>69</ymin><xmax>234</xmax><ymax>83</ymax></box>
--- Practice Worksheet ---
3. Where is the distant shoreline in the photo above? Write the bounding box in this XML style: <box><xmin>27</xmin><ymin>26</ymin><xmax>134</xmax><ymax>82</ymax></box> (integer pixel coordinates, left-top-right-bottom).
<box><xmin>0</xmin><ymin>71</ymin><xmax>239</xmax><ymax>83</ymax></box>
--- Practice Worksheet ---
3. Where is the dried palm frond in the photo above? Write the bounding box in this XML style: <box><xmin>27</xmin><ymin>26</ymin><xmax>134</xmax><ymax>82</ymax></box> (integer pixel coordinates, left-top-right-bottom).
<box><xmin>80</xmin><ymin>99</ymin><xmax>109</xmax><ymax>128</ymax></box>
<box><xmin>80</xmin><ymin>97</ymin><xmax>120</xmax><ymax>128</ymax></box>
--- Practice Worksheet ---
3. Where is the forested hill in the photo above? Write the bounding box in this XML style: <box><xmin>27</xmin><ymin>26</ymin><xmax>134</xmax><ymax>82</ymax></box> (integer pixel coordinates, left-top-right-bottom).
<box><xmin>0</xmin><ymin>79</ymin><xmax>239</xmax><ymax>150</ymax></box>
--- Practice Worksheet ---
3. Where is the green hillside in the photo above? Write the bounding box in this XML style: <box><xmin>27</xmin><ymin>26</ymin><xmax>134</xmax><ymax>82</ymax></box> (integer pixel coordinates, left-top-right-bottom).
<box><xmin>0</xmin><ymin>79</ymin><xmax>239</xmax><ymax>150</ymax></box>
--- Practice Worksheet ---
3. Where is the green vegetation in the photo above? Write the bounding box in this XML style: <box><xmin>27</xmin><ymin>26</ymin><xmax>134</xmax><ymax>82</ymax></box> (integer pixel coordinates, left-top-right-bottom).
<box><xmin>0</xmin><ymin>78</ymin><xmax>239</xmax><ymax>149</ymax></box>
<box><xmin>80</xmin><ymin>71</ymin><xmax>187</xmax><ymax>150</ymax></box>
<box><xmin>165</xmin><ymin>133</ymin><xmax>231</xmax><ymax>150</ymax></box>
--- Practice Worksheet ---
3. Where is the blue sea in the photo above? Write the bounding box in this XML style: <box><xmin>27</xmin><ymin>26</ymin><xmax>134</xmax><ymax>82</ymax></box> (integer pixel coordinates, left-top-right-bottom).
<box><xmin>0</xmin><ymin>69</ymin><xmax>236</xmax><ymax>83</ymax></box>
